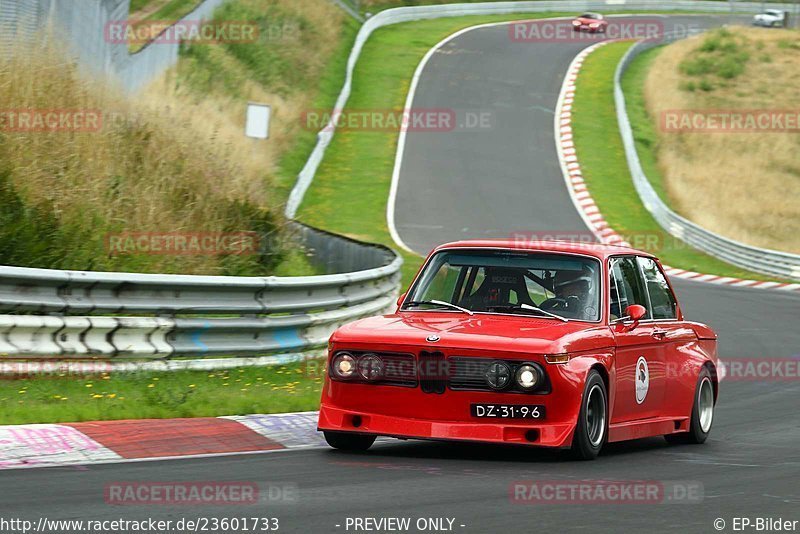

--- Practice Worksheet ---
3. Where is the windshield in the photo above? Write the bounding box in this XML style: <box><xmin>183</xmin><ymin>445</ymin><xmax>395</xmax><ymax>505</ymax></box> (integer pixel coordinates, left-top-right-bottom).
<box><xmin>404</xmin><ymin>250</ymin><xmax>602</xmax><ymax>321</ymax></box>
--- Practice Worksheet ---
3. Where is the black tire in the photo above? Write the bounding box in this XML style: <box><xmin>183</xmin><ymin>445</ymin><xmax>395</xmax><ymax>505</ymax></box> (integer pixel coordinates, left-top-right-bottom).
<box><xmin>665</xmin><ymin>367</ymin><xmax>715</xmax><ymax>445</ymax></box>
<box><xmin>324</xmin><ymin>431</ymin><xmax>376</xmax><ymax>451</ymax></box>
<box><xmin>570</xmin><ymin>370</ymin><xmax>607</xmax><ymax>460</ymax></box>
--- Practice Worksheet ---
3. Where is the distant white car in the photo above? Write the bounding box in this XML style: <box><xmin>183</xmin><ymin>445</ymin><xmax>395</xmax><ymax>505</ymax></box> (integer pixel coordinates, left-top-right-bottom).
<box><xmin>753</xmin><ymin>9</ymin><xmax>786</xmax><ymax>27</ymax></box>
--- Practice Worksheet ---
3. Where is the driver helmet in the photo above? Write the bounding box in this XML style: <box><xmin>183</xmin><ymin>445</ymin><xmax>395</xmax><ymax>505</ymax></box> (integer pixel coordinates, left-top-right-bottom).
<box><xmin>553</xmin><ymin>270</ymin><xmax>593</xmax><ymax>300</ymax></box>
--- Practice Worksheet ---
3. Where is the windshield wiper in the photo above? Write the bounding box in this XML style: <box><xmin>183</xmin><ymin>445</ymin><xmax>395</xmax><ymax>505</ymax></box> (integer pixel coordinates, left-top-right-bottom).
<box><xmin>486</xmin><ymin>303</ymin><xmax>569</xmax><ymax>322</ymax></box>
<box><xmin>404</xmin><ymin>299</ymin><xmax>474</xmax><ymax>315</ymax></box>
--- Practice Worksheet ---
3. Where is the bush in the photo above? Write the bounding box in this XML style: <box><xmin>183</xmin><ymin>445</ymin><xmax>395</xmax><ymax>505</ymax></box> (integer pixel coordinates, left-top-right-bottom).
<box><xmin>0</xmin><ymin>40</ymin><xmax>291</xmax><ymax>275</ymax></box>
<box><xmin>678</xmin><ymin>28</ymin><xmax>750</xmax><ymax>85</ymax></box>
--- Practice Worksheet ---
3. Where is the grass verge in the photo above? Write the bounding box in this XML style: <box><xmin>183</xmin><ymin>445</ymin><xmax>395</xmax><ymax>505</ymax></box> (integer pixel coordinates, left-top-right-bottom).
<box><xmin>639</xmin><ymin>28</ymin><xmax>800</xmax><ymax>254</ymax></box>
<box><xmin>619</xmin><ymin>45</ymin><xmax>671</xmax><ymax>202</ymax></box>
<box><xmin>572</xmin><ymin>41</ymin><xmax>783</xmax><ymax>281</ymax></box>
<box><xmin>0</xmin><ymin>359</ymin><xmax>324</xmax><ymax>425</ymax></box>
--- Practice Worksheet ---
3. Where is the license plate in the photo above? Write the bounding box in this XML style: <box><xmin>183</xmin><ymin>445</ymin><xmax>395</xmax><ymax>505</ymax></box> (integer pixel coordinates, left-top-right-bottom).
<box><xmin>470</xmin><ymin>403</ymin><xmax>545</xmax><ymax>419</ymax></box>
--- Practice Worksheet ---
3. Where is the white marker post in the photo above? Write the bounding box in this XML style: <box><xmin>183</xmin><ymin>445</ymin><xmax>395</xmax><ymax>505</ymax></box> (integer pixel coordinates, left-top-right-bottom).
<box><xmin>245</xmin><ymin>103</ymin><xmax>271</xmax><ymax>140</ymax></box>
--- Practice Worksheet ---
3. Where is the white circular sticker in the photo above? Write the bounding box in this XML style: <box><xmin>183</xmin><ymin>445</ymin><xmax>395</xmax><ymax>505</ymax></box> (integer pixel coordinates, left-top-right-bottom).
<box><xmin>635</xmin><ymin>356</ymin><xmax>650</xmax><ymax>404</ymax></box>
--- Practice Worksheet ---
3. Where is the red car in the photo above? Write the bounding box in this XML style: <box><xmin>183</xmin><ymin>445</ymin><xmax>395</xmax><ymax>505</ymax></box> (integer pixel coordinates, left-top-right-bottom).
<box><xmin>572</xmin><ymin>12</ymin><xmax>608</xmax><ymax>33</ymax></box>
<box><xmin>318</xmin><ymin>240</ymin><xmax>718</xmax><ymax>460</ymax></box>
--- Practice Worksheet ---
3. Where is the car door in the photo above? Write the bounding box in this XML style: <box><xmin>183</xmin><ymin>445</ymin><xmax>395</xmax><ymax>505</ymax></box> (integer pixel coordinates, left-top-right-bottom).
<box><xmin>637</xmin><ymin>257</ymin><xmax>696</xmax><ymax>406</ymax></box>
<box><xmin>609</xmin><ymin>256</ymin><xmax>665</xmax><ymax>423</ymax></box>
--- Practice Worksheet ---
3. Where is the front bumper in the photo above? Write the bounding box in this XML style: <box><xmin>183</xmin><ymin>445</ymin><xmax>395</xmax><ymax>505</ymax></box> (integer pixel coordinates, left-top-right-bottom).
<box><xmin>318</xmin><ymin>404</ymin><xmax>575</xmax><ymax>448</ymax></box>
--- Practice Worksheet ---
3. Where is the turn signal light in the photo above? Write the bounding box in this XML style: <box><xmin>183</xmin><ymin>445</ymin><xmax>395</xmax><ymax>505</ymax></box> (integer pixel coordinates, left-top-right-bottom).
<box><xmin>544</xmin><ymin>354</ymin><xmax>571</xmax><ymax>365</ymax></box>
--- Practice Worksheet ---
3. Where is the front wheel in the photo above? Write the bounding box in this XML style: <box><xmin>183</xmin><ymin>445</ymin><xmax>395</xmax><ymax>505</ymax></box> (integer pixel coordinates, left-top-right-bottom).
<box><xmin>324</xmin><ymin>431</ymin><xmax>376</xmax><ymax>451</ymax></box>
<box><xmin>665</xmin><ymin>367</ymin><xmax>715</xmax><ymax>445</ymax></box>
<box><xmin>570</xmin><ymin>370</ymin><xmax>607</xmax><ymax>460</ymax></box>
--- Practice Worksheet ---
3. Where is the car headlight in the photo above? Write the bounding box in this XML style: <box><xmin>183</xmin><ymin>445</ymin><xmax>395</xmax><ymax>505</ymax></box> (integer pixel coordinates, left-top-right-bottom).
<box><xmin>590</xmin><ymin>23</ymin><xmax>599</xmax><ymax>28</ymax></box>
<box><xmin>485</xmin><ymin>361</ymin><xmax>512</xmax><ymax>390</ymax></box>
<box><xmin>332</xmin><ymin>352</ymin><xmax>356</xmax><ymax>379</ymax></box>
<box><xmin>357</xmin><ymin>353</ymin><xmax>384</xmax><ymax>381</ymax></box>
<box><xmin>515</xmin><ymin>364</ymin><xmax>541</xmax><ymax>390</ymax></box>
<box><xmin>572</xmin><ymin>20</ymin><xmax>581</xmax><ymax>25</ymax></box>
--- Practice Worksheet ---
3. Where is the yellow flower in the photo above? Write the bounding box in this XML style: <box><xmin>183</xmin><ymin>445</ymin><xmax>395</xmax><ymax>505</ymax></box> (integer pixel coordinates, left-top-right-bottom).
<box><xmin>85</xmin><ymin>384</ymin><xmax>93</xmax><ymax>388</ymax></box>
<box><xmin>153</xmin><ymin>377</ymin><xmax>159</xmax><ymax>381</ymax></box>
<box><xmin>18</xmin><ymin>390</ymin><xmax>26</xmax><ymax>394</ymax></box>
<box><xmin>92</xmin><ymin>394</ymin><xmax>103</xmax><ymax>399</ymax></box>
<box><xmin>106</xmin><ymin>393</ymin><xmax>116</xmax><ymax>398</ymax></box>
<box><xmin>188</xmin><ymin>384</ymin><xmax>196</xmax><ymax>388</ymax></box>
<box><xmin>60</xmin><ymin>397</ymin><xmax>68</xmax><ymax>401</ymax></box>
<box><xmin>207</xmin><ymin>374</ymin><xmax>215</xmax><ymax>378</ymax></box>
<box><xmin>147</xmin><ymin>384</ymin><xmax>155</xmax><ymax>388</ymax></box>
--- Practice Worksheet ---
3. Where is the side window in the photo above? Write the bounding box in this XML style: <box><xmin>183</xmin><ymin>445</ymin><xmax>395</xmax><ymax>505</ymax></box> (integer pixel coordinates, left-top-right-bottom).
<box><xmin>610</xmin><ymin>257</ymin><xmax>649</xmax><ymax>318</ymax></box>
<box><xmin>638</xmin><ymin>257</ymin><xmax>677</xmax><ymax>319</ymax></box>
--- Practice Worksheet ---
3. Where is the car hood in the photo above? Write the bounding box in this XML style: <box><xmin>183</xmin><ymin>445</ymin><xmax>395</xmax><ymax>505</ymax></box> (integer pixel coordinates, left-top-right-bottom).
<box><xmin>332</xmin><ymin>312</ymin><xmax>613</xmax><ymax>355</ymax></box>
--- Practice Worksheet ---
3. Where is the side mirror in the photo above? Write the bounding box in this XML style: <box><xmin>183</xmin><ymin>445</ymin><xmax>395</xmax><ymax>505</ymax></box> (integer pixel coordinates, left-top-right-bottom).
<box><xmin>396</xmin><ymin>292</ymin><xmax>407</xmax><ymax>308</ymax></box>
<box><xmin>625</xmin><ymin>304</ymin><xmax>647</xmax><ymax>322</ymax></box>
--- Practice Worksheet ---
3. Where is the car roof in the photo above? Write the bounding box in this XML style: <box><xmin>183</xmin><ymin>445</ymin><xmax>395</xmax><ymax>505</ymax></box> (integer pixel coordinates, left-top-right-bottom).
<box><xmin>433</xmin><ymin>239</ymin><xmax>656</xmax><ymax>261</ymax></box>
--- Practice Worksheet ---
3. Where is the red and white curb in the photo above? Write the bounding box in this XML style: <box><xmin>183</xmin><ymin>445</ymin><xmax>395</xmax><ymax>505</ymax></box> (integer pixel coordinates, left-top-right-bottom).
<box><xmin>0</xmin><ymin>412</ymin><xmax>324</xmax><ymax>470</ymax></box>
<box><xmin>555</xmin><ymin>41</ymin><xmax>800</xmax><ymax>293</ymax></box>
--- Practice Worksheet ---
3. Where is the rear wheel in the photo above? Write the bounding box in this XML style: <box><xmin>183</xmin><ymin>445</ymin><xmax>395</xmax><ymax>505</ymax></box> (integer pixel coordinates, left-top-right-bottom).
<box><xmin>324</xmin><ymin>431</ymin><xmax>376</xmax><ymax>451</ymax></box>
<box><xmin>665</xmin><ymin>367</ymin><xmax>715</xmax><ymax>445</ymax></box>
<box><xmin>570</xmin><ymin>370</ymin><xmax>607</xmax><ymax>460</ymax></box>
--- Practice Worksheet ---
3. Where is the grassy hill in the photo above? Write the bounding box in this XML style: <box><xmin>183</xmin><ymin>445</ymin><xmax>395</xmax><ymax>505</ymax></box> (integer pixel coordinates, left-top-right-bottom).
<box><xmin>639</xmin><ymin>27</ymin><xmax>800</xmax><ymax>254</ymax></box>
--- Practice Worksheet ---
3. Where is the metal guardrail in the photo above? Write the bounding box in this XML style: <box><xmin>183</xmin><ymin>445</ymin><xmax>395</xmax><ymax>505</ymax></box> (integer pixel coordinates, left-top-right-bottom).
<box><xmin>0</xmin><ymin>224</ymin><xmax>401</xmax><ymax>359</ymax></box>
<box><xmin>615</xmin><ymin>34</ymin><xmax>800</xmax><ymax>281</ymax></box>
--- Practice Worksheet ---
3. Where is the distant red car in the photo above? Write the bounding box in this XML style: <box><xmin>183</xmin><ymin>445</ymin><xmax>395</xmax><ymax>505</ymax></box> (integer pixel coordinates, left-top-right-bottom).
<box><xmin>572</xmin><ymin>12</ymin><xmax>608</xmax><ymax>33</ymax></box>
<box><xmin>318</xmin><ymin>241</ymin><xmax>718</xmax><ymax>460</ymax></box>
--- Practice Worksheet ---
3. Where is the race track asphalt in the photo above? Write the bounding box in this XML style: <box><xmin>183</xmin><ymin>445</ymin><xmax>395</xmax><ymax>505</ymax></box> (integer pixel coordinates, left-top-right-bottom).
<box><xmin>2</xmin><ymin>15</ymin><xmax>799</xmax><ymax>534</ymax></box>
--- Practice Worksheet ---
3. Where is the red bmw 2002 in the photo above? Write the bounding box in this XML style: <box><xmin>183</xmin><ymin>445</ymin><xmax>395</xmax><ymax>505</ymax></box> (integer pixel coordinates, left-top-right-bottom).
<box><xmin>318</xmin><ymin>240</ymin><xmax>718</xmax><ymax>459</ymax></box>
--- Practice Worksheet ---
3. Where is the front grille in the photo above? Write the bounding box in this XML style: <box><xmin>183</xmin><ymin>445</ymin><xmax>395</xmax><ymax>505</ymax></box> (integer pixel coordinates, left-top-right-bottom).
<box><xmin>449</xmin><ymin>357</ymin><xmax>550</xmax><ymax>394</ymax></box>
<box><xmin>380</xmin><ymin>352</ymin><xmax>418</xmax><ymax>387</ymax></box>
<box><xmin>418</xmin><ymin>351</ymin><xmax>447</xmax><ymax>394</ymax></box>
